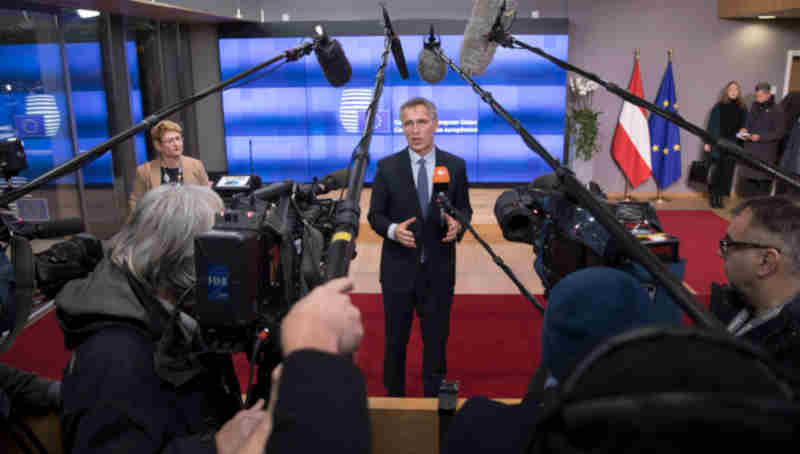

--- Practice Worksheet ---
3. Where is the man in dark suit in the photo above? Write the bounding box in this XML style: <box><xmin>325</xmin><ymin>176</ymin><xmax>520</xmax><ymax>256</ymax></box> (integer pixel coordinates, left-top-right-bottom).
<box><xmin>368</xmin><ymin>97</ymin><xmax>472</xmax><ymax>397</ymax></box>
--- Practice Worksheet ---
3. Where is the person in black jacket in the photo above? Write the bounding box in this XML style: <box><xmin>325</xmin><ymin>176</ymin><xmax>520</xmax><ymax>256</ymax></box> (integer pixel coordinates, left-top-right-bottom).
<box><xmin>368</xmin><ymin>97</ymin><xmax>473</xmax><ymax>397</ymax></box>
<box><xmin>704</xmin><ymin>80</ymin><xmax>747</xmax><ymax>208</ymax></box>
<box><xmin>56</xmin><ymin>185</ymin><xmax>249</xmax><ymax>454</ymax></box>
<box><xmin>56</xmin><ymin>184</ymin><xmax>370</xmax><ymax>454</ymax></box>
<box><xmin>739</xmin><ymin>82</ymin><xmax>787</xmax><ymax>194</ymax></box>
<box><xmin>712</xmin><ymin>197</ymin><xmax>800</xmax><ymax>375</ymax></box>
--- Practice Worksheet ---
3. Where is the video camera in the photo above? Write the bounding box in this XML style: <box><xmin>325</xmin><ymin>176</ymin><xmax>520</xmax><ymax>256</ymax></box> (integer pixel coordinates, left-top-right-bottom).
<box><xmin>494</xmin><ymin>176</ymin><xmax>680</xmax><ymax>295</ymax></box>
<box><xmin>192</xmin><ymin>168</ymin><xmax>349</xmax><ymax>356</ymax></box>
<box><xmin>0</xmin><ymin>212</ymin><xmax>102</xmax><ymax>353</ymax></box>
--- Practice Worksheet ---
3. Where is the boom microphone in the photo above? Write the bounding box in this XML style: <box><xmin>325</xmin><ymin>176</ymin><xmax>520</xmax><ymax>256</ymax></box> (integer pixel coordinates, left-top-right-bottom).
<box><xmin>252</xmin><ymin>180</ymin><xmax>294</xmax><ymax>202</ymax></box>
<box><xmin>11</xmin><ymin>217</ymin><xmax>85</xmax><ymax>239</ymax></box>
<box><xmin>459</xmin><ymin>0</ymin><xmax>517</xmax><ymax>76</ymax></box>
<box><xmin>418</xmin><ymin>25</ymin><xmax>447</xmax><ymax>84</ymax></box>
<box><xmin>381</xmin><ymin>4</ymin><xmax>410</xmax><ymax>79</ymax></box>
<box><xmin>313</xmin><ymin>25</ymin><xmax>352</xmax><ymax>87</ymax></box>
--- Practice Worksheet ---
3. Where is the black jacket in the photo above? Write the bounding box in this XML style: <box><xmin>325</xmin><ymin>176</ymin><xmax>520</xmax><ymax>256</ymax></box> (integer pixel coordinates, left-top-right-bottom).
<box><xmin>742</xmin><ymin>97</ymin><xmax>786</xmax><ymax>179</ymax></box>
<box><xmin>55</xmin><ymin>258</ymin><xmax>372</xmax><ymax>454</ymax></box>
<box><xmin>368</xmin><ymin>147</ymin><xmax>472</xmax><ymax>292</ymax></box>
<box><xmin>713</xmin><ymin>291</ymin><xmax>800</xmax><ymax>377</ymax></box>
<box><xmin>55</xmin><ymin>259</ymin><xmax>243</xmax><ymax>454</ymax></box>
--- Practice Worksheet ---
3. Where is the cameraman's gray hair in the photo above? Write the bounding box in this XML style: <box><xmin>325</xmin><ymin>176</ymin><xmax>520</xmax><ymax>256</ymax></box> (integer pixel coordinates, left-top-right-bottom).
<box><xmin>110</xmin><ymin>184</ymin><xmax>223</xmax><ymax>297</ymax></box>
<box><xmin>732</xmin><ymin>197</ymin><xmax>800</xmax><ymax>276</ymax></box>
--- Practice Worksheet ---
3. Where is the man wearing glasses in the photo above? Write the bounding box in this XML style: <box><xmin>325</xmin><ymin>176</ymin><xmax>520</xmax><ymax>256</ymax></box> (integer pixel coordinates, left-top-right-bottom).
<box><xmin>715</xmin><ymin>196</ymin><xmax>800</xmax><ymax>372</ymax></box>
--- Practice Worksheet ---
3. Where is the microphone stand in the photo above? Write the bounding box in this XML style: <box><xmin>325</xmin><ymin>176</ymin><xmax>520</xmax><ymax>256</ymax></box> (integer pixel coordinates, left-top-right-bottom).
<box><xmin>429</xmin><ymin>46</ymin><xmax>723</xmax><ymax>330</ymax></box>
<box><xmin>325</xmin><ymin>7</ymin><xmax>393</xmax><ymax>279</ymax></box>
<box><xmin>0</xmin><ymin>41</ymin><xmax>316</xmax><ymax>207</ymax></box>
<box><xmin>436</xmin><ymin>193</ymin><xmax>545</xmax><ymax>314</ymax></box>
<box><xmin>488</xmin><ymin>30</ymin><xmax>800</xmax><ymax>192</ymax></box>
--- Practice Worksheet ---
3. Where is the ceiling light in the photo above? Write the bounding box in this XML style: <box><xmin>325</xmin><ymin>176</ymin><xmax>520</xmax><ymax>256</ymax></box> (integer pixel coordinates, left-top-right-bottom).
<box><xmin>757</xmin><ymin>15</ymin><xmax>777</xmax><ymax>19</ymax></box>
<box><xmin>76</xmin><ymin>9</ymin><xmax>100</xmax><ymax>19</ymax></box>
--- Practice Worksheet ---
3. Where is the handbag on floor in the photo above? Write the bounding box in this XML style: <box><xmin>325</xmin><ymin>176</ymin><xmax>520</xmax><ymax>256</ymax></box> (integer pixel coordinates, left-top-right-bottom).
<box><xmin>688</xmin><ymin>159</ymin><xmax>710</xmax><ymax>185</ymax></box>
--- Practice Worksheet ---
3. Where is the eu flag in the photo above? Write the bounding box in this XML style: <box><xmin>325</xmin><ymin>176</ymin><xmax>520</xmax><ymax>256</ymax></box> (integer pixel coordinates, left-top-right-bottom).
<box><xmin>648</xmin><ymin>61</ymin><xmax>681</xmax><ymax>189</ymax></box>
<box><xmin>14</xmin><ymin>114</ymin><xmax>46</xmax><ymax>138</ymax></box>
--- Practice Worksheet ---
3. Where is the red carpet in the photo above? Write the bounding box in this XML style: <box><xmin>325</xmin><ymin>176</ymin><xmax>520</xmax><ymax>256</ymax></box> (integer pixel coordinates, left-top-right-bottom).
<box><xmin>656</xmin><ymin>210</ymin><xmax>729</xmax><ymax>294</ymax></box>
<box><xmin>0</xmin><ymin>210</ymin><xmax>729</xmax><ymax>398</ymax></box>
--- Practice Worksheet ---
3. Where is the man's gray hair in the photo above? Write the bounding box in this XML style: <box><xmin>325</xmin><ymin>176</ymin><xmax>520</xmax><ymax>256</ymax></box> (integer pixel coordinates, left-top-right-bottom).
<box><xmin>732</xmin><ymin>197</ymin><xmax>800</xmax><ymax>275</ymax></box>
<box><xmin>110</xmin><ymin>184</ymin><xmax>224</xmax><ymax>297</ymax></box>
<box><xmin>400</xmin><ymin>97</ymin><xmax>438</xmax><ymax>121</ymax></box>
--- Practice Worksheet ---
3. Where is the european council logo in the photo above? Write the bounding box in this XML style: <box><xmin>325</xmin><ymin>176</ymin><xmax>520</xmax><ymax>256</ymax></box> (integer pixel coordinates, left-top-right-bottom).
<box><xmin>24</xmin><ymin>94</ymin><xmax>61</xmax><ymax>137</ymax></box>
<box><xmin>339</xmin><ymin>88</ymin><xmax>389</xmax><ymax>133</ymax></box>
<box><xmin>14</xmin><ymin>115</ymin><xmax>46</xmax><ymax>138</ymax></box>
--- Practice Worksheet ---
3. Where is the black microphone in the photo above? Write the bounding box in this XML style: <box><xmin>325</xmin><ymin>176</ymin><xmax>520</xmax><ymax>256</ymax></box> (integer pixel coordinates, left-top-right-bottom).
<box><xmin>317</xmin><ymin>168</ymin><xmax>349</xmax><ymax>194</ymax></box>
<box><xmin>433</xmin><ymin>166</ymin><xmax>450</xmax><ymax>238</ymax></box>
<box><xmin>313</xmin><ymin>25</ymin><xmax>352</xmax><ymax>87</ymax></box>
<box><xmin>381</xmin><ymin>4</ymin><xmax>410</xmax><ymax>79</ymax></box>
<box><xmin>418</xmin><ymin>25</ymin><xmax>447</xmax><ymax>84</ymax></box>
<box><xmin>252</xmin><ymin>180</ymin><xmax>294</xmax><ymax>202</ymax></box>
<box><xmin>459</xmin><ymin>0</ymin><xmax>517</xmax><ymax>76</ymax></box>
<box><xmin>11</xmin><ymin>217</ymin><xmax>85</xmax><ymax>239</ymax></box>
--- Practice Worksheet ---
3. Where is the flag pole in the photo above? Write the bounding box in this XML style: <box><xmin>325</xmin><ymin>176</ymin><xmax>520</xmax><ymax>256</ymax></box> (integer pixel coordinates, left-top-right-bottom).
<box><xmin>652</xmin><ymin>184</ymin><xmax>670</xmax><ymax>203</ymax></box>
<box><xmin>651</xmin><ymin>49</ymin><xmax>673</xmax><ymax>204</ymax></box>
<box><xmin>623</xmin><ymin>178</ymin><xmax>634</xmax><ymax>202</ymax></box>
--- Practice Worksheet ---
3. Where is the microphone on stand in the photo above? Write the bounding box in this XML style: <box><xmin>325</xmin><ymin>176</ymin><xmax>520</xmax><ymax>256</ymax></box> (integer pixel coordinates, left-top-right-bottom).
<box><xmin>417</xmin><ymin>25</ymin><xmax>447</xmax><ymax>84</ymax></box>
<box><xmin>459</xmin><ymin>0</ymin><xmax>518</xmax><ymax>76</ymax></box>
<box><xmin>313</xmin><ymin>25</ymin><xmax>353</xmax><ymax>87</ymax></box>
<box><xmin>381</xmin><ymin>3</ymin><xmax>410</xmax><ymax>79</ymax></box>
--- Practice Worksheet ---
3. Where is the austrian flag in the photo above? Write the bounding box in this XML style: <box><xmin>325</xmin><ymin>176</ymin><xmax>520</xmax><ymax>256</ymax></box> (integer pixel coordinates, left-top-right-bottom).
<box><xmin>611</xmin><ymin>58</ymin><xmax>652</xmax><ymax>187</ymax></box>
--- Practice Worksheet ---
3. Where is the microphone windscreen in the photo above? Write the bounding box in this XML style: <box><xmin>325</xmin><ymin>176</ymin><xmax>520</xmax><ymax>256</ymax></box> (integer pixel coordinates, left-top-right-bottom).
<box><xmin>418</xmin><ymin>46</ymin><xmax>447</xmax><ymax>84</ymax></box>
<box><xmin>314</xmin><ymin>38</ymin><xmax>352</xmax><ymax>87</ymax></box>
<box><xmin>433</xmin><ymin>166</ymin><xmax>450</xmax><ymax>195</ymax></box>
<box><xmin>433</xmin><ymin>166</ymin><xmax>451</xmax><ymax>184</ymax></box>
<box><xmin>321</xmin><ymin>168</ymin><xmax>349</xmax><ymax>191</ymax></box>
<box><xmin>459</xmin><ymin>0</ymin><xmax>503</xmax><ymax>76</ymax></box>
<box><xmin>459</xmin><ymin>0</ymin><xmax>517</xmax><ymax>77</ymax></box>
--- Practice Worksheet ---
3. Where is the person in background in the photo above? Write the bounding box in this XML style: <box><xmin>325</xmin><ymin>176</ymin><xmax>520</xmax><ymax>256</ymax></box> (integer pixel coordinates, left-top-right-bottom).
<box><xmin>704</xmin><ymin>80</ymin><xmax>747</xmax><ymax>208</ymax></box>
<box><xmin>129</xmin><ymin>120</ymin><xmax>209</xmax><ymax>213</ymax></box>
<box><xmin>739</xmin><ymin>82</ymin><xmax>786</xmax><ymax>195</ymax></box>
<box><xmin>779</xmin><ymin>92</ymin><xmax>800</xmax><ymax>192</ymax></box>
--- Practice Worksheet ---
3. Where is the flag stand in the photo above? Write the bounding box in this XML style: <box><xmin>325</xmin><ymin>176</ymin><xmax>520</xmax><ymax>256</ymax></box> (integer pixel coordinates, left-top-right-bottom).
<box><xmin>622</xmin><ymin>178</ymin><xmax>634</xmax><ymax>202</ymax></box>
<box><xmin>651</xmin><ymin>185</ymin><xmax>670</xmax><ymax>204</ymax></box>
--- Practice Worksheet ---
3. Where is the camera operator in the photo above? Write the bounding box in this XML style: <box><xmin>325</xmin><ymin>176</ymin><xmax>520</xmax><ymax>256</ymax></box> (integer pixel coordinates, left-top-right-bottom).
<box><xmin>56</xmin><ymin>185</ymin><xmax>255</xmax><ymax>454</ymax></box>
<box><xmin>713</xmin><ymin>196</ymin><xmax>800</xmax><ymax>373</ymax></box>
<box><xmin>55</xmin><ymin>183</ymin><xmax>370</xmax><ymax>454</ymax></box>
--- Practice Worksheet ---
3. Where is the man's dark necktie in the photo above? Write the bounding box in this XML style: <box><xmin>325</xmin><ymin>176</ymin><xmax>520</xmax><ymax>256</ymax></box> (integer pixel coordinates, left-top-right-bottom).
<box><xmin>417</xmin><ymin>157</ymin><xmax>429</xmax><ymax>218</ymax></box>
<box><xmin>417</xmin><ymin>157</ymin><xmax>428</xmax><ymax>262</ymax></box>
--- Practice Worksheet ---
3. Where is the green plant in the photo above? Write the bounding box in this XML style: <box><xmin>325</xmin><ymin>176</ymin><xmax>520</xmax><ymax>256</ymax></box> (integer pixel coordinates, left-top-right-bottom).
<box><xmin>566</xmin><ymin>108</ymin><xmax>601</xmax><ymax>161</ymax></box>
<box><xmin>566</xmin><ymin>76</ymin><xmax>602</xmax><ymax>161</ymax></box>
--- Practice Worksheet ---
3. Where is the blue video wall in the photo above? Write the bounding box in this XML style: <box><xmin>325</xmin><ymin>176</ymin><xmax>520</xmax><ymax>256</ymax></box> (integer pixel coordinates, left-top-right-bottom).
<box><xmin>0</xmin><ymin>41</ymin><xmax>146</xmax><ymax>186</ymax></box>
<box><xmin>219</xmin><ymin>33</ymin><xmax>568</xmax><ymax>183</ymax></box>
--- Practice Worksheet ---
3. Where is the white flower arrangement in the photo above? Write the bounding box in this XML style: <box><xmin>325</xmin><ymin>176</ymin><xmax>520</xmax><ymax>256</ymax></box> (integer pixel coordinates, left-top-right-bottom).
<box><xmin>568</xmin><ymin>76</ymin><xmax>600</xmax><ymax>101</ymax></box>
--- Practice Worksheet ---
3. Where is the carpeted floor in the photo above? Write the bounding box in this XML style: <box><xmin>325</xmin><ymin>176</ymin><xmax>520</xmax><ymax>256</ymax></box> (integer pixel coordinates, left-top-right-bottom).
<box><xmin>0</xmin><ymin>210</ymin><xmax>729</xmax><ymax>398</ymax></box>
